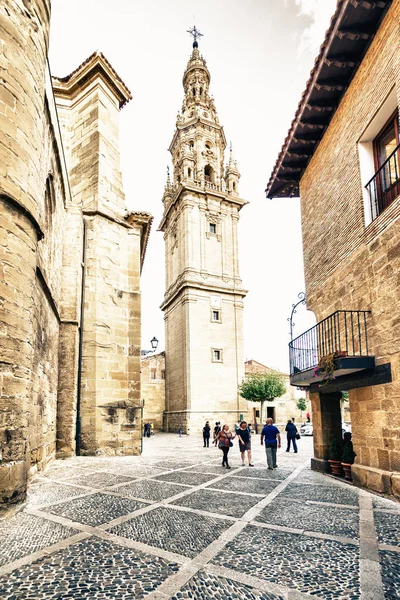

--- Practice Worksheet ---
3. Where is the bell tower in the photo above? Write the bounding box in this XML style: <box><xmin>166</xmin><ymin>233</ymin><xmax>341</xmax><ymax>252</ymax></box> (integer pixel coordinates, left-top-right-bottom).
<box><xmin>159</xmin><ymin>29</ymin><xmax>248</xmax><ymax>433</ymax></box>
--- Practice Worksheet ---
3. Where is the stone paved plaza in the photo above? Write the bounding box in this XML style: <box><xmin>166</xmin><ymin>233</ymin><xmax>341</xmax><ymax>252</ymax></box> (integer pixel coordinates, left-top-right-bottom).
<box><xmin>1</xmin><ymin>433</ymin><xmax>399</xmax><ymax>599</ymax></box>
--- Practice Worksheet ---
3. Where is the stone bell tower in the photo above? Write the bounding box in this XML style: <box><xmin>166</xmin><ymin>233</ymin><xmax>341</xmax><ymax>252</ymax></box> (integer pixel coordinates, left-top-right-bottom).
<box><xmin>159</xmin><ymin>29</ymin><xmax>248</xmax><ymax>434</ymax></box>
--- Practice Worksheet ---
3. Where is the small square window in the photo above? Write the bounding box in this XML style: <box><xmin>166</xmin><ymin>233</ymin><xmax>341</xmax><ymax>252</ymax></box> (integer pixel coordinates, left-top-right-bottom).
<box><xmin>212</xmin><ymin>349</ymin><xmax>223</xmax><ymax>362</ymax></box>
<box><xmin>212</xmin><ymin>310</ymin><xmax>220</xmax><ymax>322</ymax></box>
<box><xmin>209</xmin><ymin>223</ymin><xmax>216</xmax><ymax>234</ymax></box>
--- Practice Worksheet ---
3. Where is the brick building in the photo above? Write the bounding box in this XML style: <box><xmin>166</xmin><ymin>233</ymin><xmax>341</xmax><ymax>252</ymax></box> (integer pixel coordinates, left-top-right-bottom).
<box><xmin>0</xmin><ymin>1</ymin><xmax>151</xmax><ymax>506</ymax></box>
<box><xmin>267</xmin><ymin>0</ymin><xmax>399</xmax><ymax>497</ymax></box>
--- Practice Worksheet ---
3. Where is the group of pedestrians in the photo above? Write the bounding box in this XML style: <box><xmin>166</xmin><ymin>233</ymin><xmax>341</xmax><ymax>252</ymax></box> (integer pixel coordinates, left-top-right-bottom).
<box><xmin>202</xmin><ymin>418</ymin><xmax>300</xmax><ymax>469</ymax></box>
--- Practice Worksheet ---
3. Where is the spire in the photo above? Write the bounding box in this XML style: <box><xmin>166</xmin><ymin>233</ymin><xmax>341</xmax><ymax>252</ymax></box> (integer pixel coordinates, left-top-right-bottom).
<box><xmin>162</xmin><ymin>166</ymin><xmax>173</xmax><ymax>203</ymax></box>
<box><xmin>179</xmin><ymin>26</ymin><xmax>220</xmax><ymax>126</ymax></box>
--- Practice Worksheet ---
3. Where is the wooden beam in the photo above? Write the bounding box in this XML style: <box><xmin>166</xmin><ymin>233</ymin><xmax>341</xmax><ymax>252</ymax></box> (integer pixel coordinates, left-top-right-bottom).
<box><xmin>349</xmin><ymin>1</ymin><xmax>388</xmax><ymax>10</ymax></box>
<box><xmin>298</xmin><ymin>122</ymin><xmax>326</xmax><ymax>130</ymax></box>
<box><xmin>336</xmin><ymin>29</ymin><xmax>373</xmax><ymax>40</ymax></box>
<box><xmin>292</xmin><ymin>137</ymin><xmax>320</xmax><ymax>144</ymax></box>
<box><xmin>305</xmin><ymin>104</ymin><xmax>335</xmax><ymax>112</ymax></box>
<box><xmin>324</xmin><ymin>58</ymin><xmax>359</xmax><ymax>69</ymax></box>
<box><xmin>315</xmin><ymin>82</ymin><xmax>345</xmax><ymax>92</ymax></box>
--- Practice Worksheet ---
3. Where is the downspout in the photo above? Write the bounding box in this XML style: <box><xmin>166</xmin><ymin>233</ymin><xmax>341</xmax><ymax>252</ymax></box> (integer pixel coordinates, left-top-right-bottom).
<box><xmin>76</xmin><ymin>219</ymin><xmax>87</xmax><ymax>455</ymax></box>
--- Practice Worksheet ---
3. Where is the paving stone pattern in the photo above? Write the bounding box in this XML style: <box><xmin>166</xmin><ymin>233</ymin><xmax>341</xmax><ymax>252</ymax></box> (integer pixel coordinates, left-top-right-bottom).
<box><xmin>379</xmin><ymin>549</ymin><xmax>400</xmax><ymax>600</ymax></box>
<box><xmin>110</xmin><ymin>478</ymin><xmax>189</xmax><ymax>501</ymax></box>
<box><xmin>153</xmin><ymin>471</ymin><xmax>218</xmax><ymax>486</ymax></box>
<box><xmin>233</xmin><ymin>467</ymin><xmax>292</xmax><ymax>480</ymax></box>
<box><xmin>26</xmin><ymin>482</ymin><xmax>88</xmax><ymax>506</ymax></box>
<box><xmin>171</xmin><ymin>487</ymin><xmax>262</xmax><ymax>518</ymax></box>
<box><xmin>109</xmin><ymin>506</ymin><xmax>232</xmax><ymax>558</ymax></box>
<box><xmin>207</xmin><ymin>475</ymin><xmax>280</xmax><ymax>496</ymax></box>
<box><xmin>1</xmin><ymin>433</ymin><xmax>399</xmax><ymax>600</ymax></box>
<box><xmin>172</xmin><ymin>570</ymin><xmax>284</xmax><ymax>600</ymax></box>
<box><xmin>213</xmin><ymin>525</ymin><xmax>360</xmax><ymax>599</ymax></box>
<box><xmin>280</xmin><ymin>482</ymin><xmax>360</xmax><ymax>506</ymax></box>
<box><xmin>0</xmin><ymin>537</ymin><xmax>179</xmax><ymax>599</ymax></box>
<box><xmin>67</xmin><ymin>472</ymin><xmax>137</xmax><ymax>488</ymax></box>
<box><xmin>374</xmin><ymin>511</ymin><xmax>400</xmax><ymax>546</ymax></box>
<box><xmin>255</xmin><ymin>498</ymin><xmax>360</xmax><ymax>539</ymax></box>
<box><xmin>372</xmin><ymin>496</ymin><xmax>400</xmax><ymax>511</ymax></box>
<box><xmin>0</xmin><ymin>513</ymin><xmax>79</xmax><ymax>567</ymax></box>
<box><xmin>46</xmin><ymin>493</ymin><xmax>149</xmax><ymax>526</ymax></box>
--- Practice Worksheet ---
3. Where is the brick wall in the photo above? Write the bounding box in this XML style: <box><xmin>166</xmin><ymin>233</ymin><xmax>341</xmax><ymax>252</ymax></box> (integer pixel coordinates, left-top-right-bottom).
<box><xmin>299</xmin><ymin>0</ymin><xmax>400</xmax><ymax>493</ymax></box>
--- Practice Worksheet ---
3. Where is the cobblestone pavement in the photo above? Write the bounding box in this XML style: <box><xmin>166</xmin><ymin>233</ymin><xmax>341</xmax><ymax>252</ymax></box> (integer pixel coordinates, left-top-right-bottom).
<box><xmin>1</xmin><ymin>433</ymin><xmax>399</xmax><ymax>599</ymax></box>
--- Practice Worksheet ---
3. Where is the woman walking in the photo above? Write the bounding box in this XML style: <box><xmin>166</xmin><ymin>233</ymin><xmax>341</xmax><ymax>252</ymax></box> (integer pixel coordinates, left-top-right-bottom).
<box><xmin>203</xmin><ymin>421</ymin><xmax>211</xmax><ymax>447</ymax></box>
<box><xmin>215</xmin><ymin>424</ymin><xmax>235</xmax><ymax>468</ymax></box>
<box><xmin>237</xmin><ymin>421</ymin><xmax>254</xmax><ymax>466</ymax></box>
<box><xmin>285</xmin><ymin>419</ymin><xmax>298</xmax><ymax>453</ymax></box>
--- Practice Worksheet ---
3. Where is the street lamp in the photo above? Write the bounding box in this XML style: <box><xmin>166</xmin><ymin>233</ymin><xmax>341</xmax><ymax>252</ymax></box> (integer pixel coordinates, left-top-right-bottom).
<box><xmin>150</xmin><ymin>336</ymin><xmax>159</xmax><ymax>352</ymax></box>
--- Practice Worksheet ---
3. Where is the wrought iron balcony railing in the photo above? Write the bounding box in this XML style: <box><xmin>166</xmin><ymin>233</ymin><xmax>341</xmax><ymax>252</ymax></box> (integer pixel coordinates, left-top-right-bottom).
<box><xmin>365</xmin><ymin>143</ymin><xmax>400</xmax><ymax>220</ymax></box>
<box><xmin>289</xmin><ymin>310</ymin><xmax>373</xmax><ymax>385</ymax></box>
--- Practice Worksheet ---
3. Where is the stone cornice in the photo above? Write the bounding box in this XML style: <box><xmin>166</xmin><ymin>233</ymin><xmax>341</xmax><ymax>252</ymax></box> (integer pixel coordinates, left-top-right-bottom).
<box><xmin>52</xmin><ymin>51</ymin><xmax>132</xmax><ymax>109</ymax></box>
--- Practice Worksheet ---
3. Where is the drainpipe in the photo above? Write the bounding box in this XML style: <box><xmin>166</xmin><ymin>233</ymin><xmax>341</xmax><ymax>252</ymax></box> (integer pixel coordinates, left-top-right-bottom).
<box><xmin>76</xmin><ymin>220</ymin><xmax>87</xmax><ymax>455</ymax></box>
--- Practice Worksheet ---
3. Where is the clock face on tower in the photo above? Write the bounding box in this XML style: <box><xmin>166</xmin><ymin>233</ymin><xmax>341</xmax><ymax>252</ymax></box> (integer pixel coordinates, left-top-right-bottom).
<box><xmin>210</xmin><ymin>295</ymin><xmax>221</xmax><ymax>307</ymax></box>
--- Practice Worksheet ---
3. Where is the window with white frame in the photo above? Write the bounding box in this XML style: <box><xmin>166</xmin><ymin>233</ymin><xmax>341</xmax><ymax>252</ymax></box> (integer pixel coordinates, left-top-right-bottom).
<box><xmin>212</xmin><ymin>348</ymin><xmax>223</xmax><ymax>363</ymax></box>
<box><xmin>211</xmin><ymin>309</ymin><xmax>221</xmax><ymax>323</ymax></box>
<box><xmin>358</xmin><ymin>88</ymin><xmax>400</xmax><ymax>224</ymax></box>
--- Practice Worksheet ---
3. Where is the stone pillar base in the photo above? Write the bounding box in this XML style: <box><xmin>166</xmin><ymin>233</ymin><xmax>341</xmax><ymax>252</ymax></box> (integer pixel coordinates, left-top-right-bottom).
<box><xmin>311</xmin><ymin>457</ymin><xmax>330</xmax><ymax>473</ymax></box>
<box><xmin>351</xmin><ymin>464</ymin><xmax>395</xmax><ymax>495</ymax></box>
<box><xmin>0</xmin><ymin>461</ymin><xmax>27</xmax><ymax>505</ymax></box>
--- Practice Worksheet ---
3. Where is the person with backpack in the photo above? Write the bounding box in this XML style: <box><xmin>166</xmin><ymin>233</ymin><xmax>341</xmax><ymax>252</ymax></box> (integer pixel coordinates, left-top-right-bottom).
<box><xmin>285</xmin><ymin>419</ymin><xmax>298</xmax><ymax>453</ymax></box>
<box><xmin>215</xmin><ymin>424</ymin><xmax>235</xmax><ymax>468</ymax></box>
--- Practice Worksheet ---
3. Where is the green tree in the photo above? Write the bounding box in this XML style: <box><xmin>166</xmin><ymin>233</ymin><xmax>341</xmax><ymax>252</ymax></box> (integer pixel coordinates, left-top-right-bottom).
<box><xmin>239</xmin><ymin>372</ymin><xmax>286</xmax><ymax>423</ymax></box>
<box><xmin>296</xmin><ymin>397</ymin><xmax>307</xmax><ymax>421</ymax></box>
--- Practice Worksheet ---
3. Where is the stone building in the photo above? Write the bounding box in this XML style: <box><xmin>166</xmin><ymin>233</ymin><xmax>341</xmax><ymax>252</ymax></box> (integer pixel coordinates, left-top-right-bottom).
<box><xmin>243</xmin><ymin>360</ymin><xmax>310</xmax><ymax>428</ymax></box>
<box><xmin>159</xmin><ymin>35</ymin><xmax>248</xmax><ymax>434</ymax></box>
<box><xmin>141</xmin><ymin>352</ymin><xmax>166</xmax><ymax>431</ymax></box>
<box><xmin>0</xmin><ymin>0</ymin><xmax>151</xmax><ymax>506</ymax></box>
<box><xmin>267</xmin><ymin>0</ymin><xmax>399</xmax><ymax>497</ymax></box>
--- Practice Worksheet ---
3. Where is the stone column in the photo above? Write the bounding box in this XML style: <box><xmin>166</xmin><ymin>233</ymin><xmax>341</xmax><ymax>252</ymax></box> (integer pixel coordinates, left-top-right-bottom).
<box><xmin>310</xmin><ymin>390</ymin><xmax>342</xmax><ymax>472</ymax></box>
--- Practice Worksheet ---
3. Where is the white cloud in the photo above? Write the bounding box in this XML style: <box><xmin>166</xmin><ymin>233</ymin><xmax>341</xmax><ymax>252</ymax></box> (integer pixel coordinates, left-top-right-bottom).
<box><xmin>294</xmin><ymin>0</ymin><xmax>337</xmax><ymax>57</ymax></box>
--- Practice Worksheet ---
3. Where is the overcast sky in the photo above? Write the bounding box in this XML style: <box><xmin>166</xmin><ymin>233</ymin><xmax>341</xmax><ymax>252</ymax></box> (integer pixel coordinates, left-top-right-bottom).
<box><xmin>49</xmin><ymin>0</ymin><xmax>337</xmax><ymax>373</ymax></box>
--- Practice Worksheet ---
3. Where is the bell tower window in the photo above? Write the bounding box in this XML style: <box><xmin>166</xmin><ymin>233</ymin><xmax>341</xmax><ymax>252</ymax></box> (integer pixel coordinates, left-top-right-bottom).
<box><xmin>204</xmin><ymin>164</ymin><xmax>213</xmax><ymax>183</ymax></box>
<box><xmin>188</xmin><ymin>168</ymin><xmax>192</xmax><ymax>178</ymax></box>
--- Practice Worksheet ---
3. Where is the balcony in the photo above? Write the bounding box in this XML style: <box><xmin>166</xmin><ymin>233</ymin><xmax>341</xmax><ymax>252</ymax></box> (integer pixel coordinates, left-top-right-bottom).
<box><xmin>289</xmin><ymin>310</ymin><xmax>374</xmax><ymax>387</ymax></box>
<box><xmin>366</xmin><ymin>143</ymin><xmax>400</xmax><ymax>220</ymax></box>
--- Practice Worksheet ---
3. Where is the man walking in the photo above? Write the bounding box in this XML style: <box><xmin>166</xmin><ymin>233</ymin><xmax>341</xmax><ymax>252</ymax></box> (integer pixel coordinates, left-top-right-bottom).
<box><xmin>260</xmin><ymin>418</ymin><xmax>281</xmax><ymax>469</ymax></box>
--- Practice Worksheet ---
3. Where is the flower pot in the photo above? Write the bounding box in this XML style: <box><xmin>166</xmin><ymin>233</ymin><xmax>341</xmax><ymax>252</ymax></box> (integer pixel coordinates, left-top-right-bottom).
<box><xmin>328</xmin><ymin>459</ymin><xmax>344</xmax><ymax>477</ymax></box>
<box><xmin>341</xmin><ymin>462</ymin><xmax>352</xmax><ymax>481</ymax></box>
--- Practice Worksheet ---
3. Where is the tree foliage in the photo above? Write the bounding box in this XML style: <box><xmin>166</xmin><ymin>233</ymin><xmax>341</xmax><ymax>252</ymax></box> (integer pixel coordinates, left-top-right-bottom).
<box><xmin>296</xmin><ymin>397</ymin><xmax>307</xmax><ymax>412</ymax></box>
<box><xmin>239</xmin><ymin>372</ymin><xmax>286</xmax><ymax>403</ymax></box>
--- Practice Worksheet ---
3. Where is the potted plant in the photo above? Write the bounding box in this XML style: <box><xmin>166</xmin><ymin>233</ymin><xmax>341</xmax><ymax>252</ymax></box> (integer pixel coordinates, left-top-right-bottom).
<box><xmin>328</xmin><ymin>438</ymin><xmax>344</xmax><ymax>476</ymax></box>
<box><xmin>341</xmin><ymin>432</ymin><xmax>356</xmax><ymax>481</ymax></box>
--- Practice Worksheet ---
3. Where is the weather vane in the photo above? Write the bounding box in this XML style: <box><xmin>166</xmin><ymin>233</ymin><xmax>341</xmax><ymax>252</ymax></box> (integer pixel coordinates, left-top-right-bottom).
<box><xmin>187</xmin><ymin>25</ymin><xmax>203</xmax><ymax>48</ymax></box>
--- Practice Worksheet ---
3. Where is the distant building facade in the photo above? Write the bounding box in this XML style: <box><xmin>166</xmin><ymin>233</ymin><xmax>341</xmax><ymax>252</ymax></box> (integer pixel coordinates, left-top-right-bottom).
<box><xmin>267</xmin><ymin>1</ymin><xmax>399</xmax><ymax>497</ymax></box>
<box><xmin>159</xmin><ymin>37</ymin><xmax>248</xmax><ymax>434</ymax></box>
<box><xmin>0</xmin><ymin>1</ymin><xmax>151</xmax><ymax>506</ymax></box>
<box><xmin>141</xmin><ymin>352</ymin><xmax>166</xmax><ymax>431</ymax></box>
<box><xmin>243</xmin><ymin>360</ymin><xmax>310</xmax><ymax>427</ymax></box>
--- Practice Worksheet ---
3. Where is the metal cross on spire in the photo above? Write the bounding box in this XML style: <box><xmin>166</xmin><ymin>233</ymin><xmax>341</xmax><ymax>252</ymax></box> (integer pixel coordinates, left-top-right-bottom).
<box><xmin>187</xmin><ymin>25</ymin><xmax>203</xmax><ymax>48</ymax></box>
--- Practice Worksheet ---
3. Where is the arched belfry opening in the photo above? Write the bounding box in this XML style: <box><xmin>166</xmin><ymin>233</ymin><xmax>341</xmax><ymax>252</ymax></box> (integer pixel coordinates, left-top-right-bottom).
<box><xmin>204</xmin><ymin>164</ymin><xmax>214</xmax><ymax>183</ymax></box>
